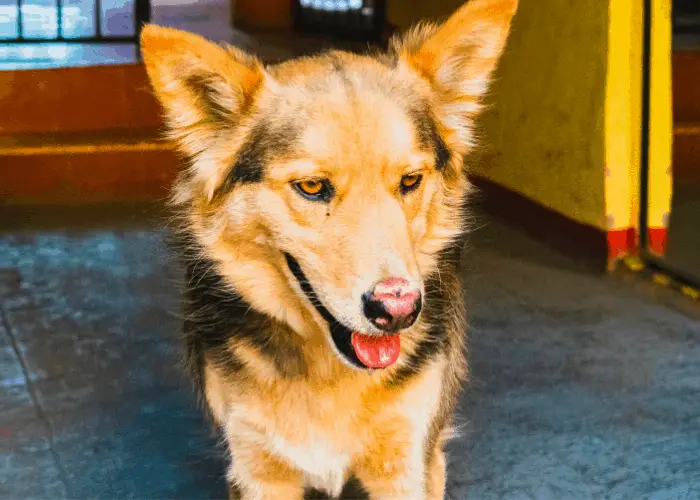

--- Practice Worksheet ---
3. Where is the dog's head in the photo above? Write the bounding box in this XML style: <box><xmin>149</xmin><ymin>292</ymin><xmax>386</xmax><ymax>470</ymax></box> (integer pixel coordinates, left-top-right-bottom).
<box><xmin>142</xmin><ymin>0</ymin><xmax>516</xmax><ymax>370</ymax></box>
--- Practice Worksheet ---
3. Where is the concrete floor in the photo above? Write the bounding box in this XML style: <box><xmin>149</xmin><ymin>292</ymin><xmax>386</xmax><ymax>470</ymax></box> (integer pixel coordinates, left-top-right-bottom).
<box><xmin>1</xmin><ymin>204</ymin><xmax>700</xmax><ymax>500</ymax></box>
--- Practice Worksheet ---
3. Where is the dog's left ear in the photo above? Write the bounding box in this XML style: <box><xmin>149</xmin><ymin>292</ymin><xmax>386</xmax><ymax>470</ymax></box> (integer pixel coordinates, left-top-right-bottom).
<box><xmin>140</xmin><ymin>24</ymin><xmax>265</xmax><ymax>154</ymax></box>
<box><xmin>141</xmin><ymin>25</ymin><xmax>268</xmax><ymax>198</ymax></box>
<box><xmin>394</xmin><ymin>0</ymin><xmax>518</xmax><ymax>148</ymax></box>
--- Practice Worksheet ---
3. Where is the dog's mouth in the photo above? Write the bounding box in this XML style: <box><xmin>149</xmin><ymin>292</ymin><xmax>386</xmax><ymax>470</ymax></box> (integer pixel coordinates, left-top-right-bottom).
<box><xmin>284</xmin><ymin>253</ymin><xmax>400</xmax><ymax>370</ymax></box>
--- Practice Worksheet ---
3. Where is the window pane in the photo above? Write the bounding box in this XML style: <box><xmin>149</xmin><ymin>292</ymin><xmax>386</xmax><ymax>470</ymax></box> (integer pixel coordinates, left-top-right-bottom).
<box><xmin>101</xmin><ymin>0</ymin><xmax>134</xmax><ymax>37</ymax></box>
<box><xmin>0</xmin><ymin>0</ymin><xmax>20</xmax><ymax>39</ymax></box>
<box><xmin>21</xmin><ymin>0</ymin><xmax>59</xmax><ymax>39</ymax></box>
<box><xmin>62</xmin><ymin>0</ymin><xmax>96</xmax><ymax>38</ymax></box>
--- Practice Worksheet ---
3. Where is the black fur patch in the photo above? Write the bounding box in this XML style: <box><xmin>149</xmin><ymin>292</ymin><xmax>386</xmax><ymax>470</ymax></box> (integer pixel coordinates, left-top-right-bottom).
<box><xmin>385</xmin><ymin>242</ymin><xmax>463</xmax><ymax>387</ymax></box>
<box><xmin>227</xmin><ymin>481</ymin><xmax>243</xmax><ymax>499</ymax></box>
<box><xmin>304</xmin><ymin>475</ymin><xmax>369</xmax><ymax>499</ymax></box>
<box><xmin>213</xmin><ymin>120</ymin><xmax>300</xmax><ymax>199</ymax></box>
<box><xmin>173</xmin><ymin>231</ymin><xmax>306</xmax><ymax>395</ymax></box>
<box><xmin>409</xmin><ymin>106</ymin><xmax>451</xmax><ymax>171</ymax></box>
<box><xmin>229</xmin><ymin>477</ymin><xmax>369</xmax><ymax>500</ymax></box>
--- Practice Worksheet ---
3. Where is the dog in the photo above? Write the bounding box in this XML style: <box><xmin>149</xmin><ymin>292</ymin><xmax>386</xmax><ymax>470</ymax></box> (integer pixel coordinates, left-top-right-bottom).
<box><xmin>140</xmin><ymin>1</ymin><xmax>516</xmax><ymax>497</ymax></box>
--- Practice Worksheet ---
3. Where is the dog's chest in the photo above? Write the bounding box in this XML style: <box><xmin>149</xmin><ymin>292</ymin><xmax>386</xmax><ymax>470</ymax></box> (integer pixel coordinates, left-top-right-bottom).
<box><xmin>270</xmin><ymin>431</ymin><xmax>352</xmax><ymax>495</ymax></box>
<box><xmin>230</xmin><ymin>384</ymin><xmax>365</xmax><ymax>496</ymax></box>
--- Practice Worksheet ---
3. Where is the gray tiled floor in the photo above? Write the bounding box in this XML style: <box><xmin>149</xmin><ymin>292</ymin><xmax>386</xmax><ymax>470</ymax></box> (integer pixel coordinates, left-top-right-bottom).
<box><xmin>1</xmin><ymin>204</ymin><xmax>700</xmax><ymax>499</ymax></box>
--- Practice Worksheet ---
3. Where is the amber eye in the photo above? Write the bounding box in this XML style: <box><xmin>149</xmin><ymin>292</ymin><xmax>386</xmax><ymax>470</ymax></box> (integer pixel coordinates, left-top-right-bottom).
<box><xmin>400</xmin><ymin>173</ymin><xmax>423</xmax><ymax>194</ymax></box>
<box><xmin>298</xmin><ymin>180</ymin><xmax>323</xmax><ymax>195</ymax></box>
<box><xmin>293</xmin><ymin>179</ymin><xmax>334</xmax><ymax>202</ymax></box>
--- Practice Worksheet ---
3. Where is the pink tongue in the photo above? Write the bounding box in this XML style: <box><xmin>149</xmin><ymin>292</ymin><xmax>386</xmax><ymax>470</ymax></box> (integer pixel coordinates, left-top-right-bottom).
<box><xmin>351</xmin><ymin>332</ymin><xmax>400</xmax><ymax>368</ymax></box>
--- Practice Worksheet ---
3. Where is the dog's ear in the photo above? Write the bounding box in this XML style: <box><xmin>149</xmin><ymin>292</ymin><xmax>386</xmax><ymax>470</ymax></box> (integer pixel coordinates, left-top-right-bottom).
<box><xmin>141</xmin><ymin>25</ymin><xmax>264</xmax><ymax>153</ymax></box>
<box><xmin>393</xmin><ymin>0</ymin><xmax>517</xmax><ymax>148</ymax></box>
<box><xmin>141</xmin><ymin>25</ymin><xmax>267</xmax><ymax>199</ymax></box>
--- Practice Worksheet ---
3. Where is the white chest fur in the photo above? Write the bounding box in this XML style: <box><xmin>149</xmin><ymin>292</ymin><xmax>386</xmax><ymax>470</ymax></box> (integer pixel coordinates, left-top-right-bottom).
<box><xmin>270</xmin><ymin>434</ymin><xmax>351</xmax><ymax>496</ymax></box>
<box><xmin>224</xmin><ymin>400</ymin><xmax>358</xmax><ymax>496</ymax></box>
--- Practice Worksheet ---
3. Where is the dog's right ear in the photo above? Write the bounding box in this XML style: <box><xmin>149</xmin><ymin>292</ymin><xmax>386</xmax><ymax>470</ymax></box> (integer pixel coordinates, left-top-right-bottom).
<box><xmin>140</xmin><ymin>25</ymin><xmax>265</xmax><ymax>157</ymax></box>
<box><xmin>393</xmin><ymin>0</ymin><xmax>517</xmax><ymax>151</ymax></box>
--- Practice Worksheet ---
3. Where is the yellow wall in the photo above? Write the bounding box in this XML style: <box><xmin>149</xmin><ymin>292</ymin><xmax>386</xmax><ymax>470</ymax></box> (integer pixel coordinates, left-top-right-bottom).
<box><xmin>473</xmin><ymin>0</ymin><xmax>609</xmax><ymax>229</ymax></box>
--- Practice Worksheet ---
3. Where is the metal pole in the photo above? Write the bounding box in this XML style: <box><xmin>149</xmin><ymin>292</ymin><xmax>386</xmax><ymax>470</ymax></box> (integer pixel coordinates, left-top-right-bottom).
<box><xmin>95</xmin><ymin>0</ymin><xmax>102</xmax><ymax>37</ymax></box>
<box><xmin>639</xmin><ymin>0</ymin><xmax>652</xmax><ymax>251</ymax></box>
<box><xmin>57</xmin><ymin>0</ymin><xmax>63</xmax><ymax>39</ymax></box>
<box><xmin>17</xmin><ymin>0</ymin><xmax>24</xmax><ymax>39</ymax></box>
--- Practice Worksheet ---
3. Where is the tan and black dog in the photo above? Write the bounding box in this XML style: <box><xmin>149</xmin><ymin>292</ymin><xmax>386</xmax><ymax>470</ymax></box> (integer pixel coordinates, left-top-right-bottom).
<box><xmin>140</xmin><ymin>1</ymin><xmax>516</xmax><ymax>497</ymax></box>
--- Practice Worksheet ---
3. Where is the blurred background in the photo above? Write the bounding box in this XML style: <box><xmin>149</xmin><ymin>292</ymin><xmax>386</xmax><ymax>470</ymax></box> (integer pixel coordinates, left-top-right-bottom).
<box><xmin>1</xmin><ymin>0</ymin><xmax>700</xmax><ymax>499</ymax></box>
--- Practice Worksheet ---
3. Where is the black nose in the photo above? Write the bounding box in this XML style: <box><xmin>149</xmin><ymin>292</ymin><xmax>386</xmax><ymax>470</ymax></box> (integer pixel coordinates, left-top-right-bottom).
<box><xmin>361</xmin><ymin>285</ymin><xmax>422</xmax><ymax>333</ymax></box>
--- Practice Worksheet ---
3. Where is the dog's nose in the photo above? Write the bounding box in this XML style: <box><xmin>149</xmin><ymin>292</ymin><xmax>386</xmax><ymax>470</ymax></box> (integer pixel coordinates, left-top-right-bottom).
<box><xmin>362</xmin><ymin>277</ymin><xmax>422</xmax><ymax>332</ymax></box>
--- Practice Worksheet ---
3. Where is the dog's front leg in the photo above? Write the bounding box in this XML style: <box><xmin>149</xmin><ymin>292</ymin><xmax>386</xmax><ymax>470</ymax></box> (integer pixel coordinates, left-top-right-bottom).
<box><xmin>425</xmin><ymin>445</ymin><xmax>447</xmax><ymax>500</ymax></box>
<box><xmin>353</xmin><ymin>440</ymin><xmax>435</xmax><ymax>500</ymax></box>
<box><xmin>226</xmin><ymin>440</ymin><xmax>304</xmax><ymax>500</ymax></box>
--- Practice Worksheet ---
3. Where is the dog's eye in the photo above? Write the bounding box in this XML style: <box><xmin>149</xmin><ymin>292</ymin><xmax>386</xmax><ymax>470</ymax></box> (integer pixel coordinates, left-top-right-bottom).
<box><xmin>400</xmin><ymin>174</ymin><xmax>423</xmax><ymax>194</ymax></box>
<box><xmin>293</xmin><ymin>179</ymin><xmax>334</xmax><ymax>202</ymax></box>
<box><xmin>298</xmin><ymin>180</ymin><xmax>323</xmax><ymax>195</ymax></box>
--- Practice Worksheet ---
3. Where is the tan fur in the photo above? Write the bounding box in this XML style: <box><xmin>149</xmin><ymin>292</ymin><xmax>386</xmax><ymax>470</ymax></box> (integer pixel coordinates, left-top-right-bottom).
<box><xmin>141</xmin><ymin>1</ymin><xmax>516</xmax><ymax>498</ymax></box>
<box><xmin>427</xmin><ymin>447</ymin><xmax>447</xmax><ymax>499</ymax></box>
